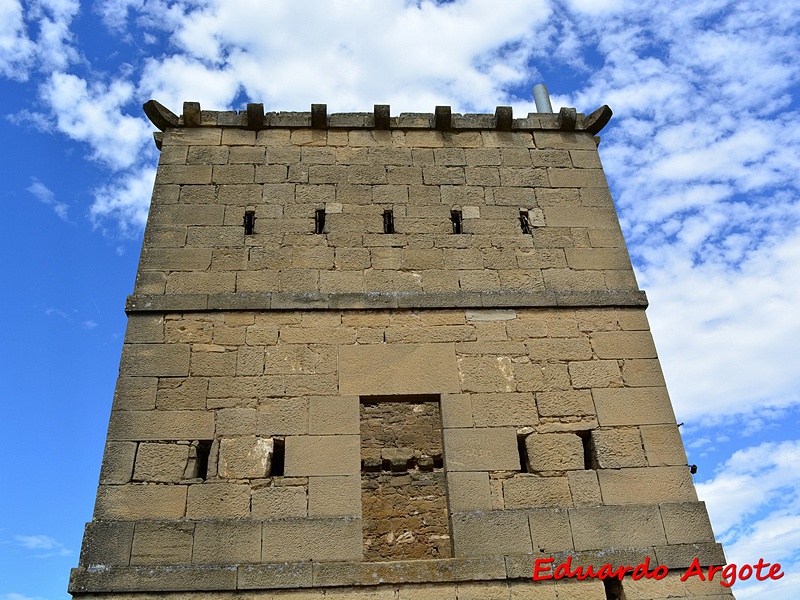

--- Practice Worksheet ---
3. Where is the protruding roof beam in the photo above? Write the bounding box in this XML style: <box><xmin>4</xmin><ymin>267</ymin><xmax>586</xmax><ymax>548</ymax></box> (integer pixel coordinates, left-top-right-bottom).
<box><xmin>374</xmin><ymin>105</ymin><xmax>390</xmax><ymax>129</ymax></box>
<box><xmin>246</xmin><ymin>103</ymin><xmax>264</xmax><ymax>130</ymax></box>
<box><xmin>183</xmin><ymin>102</ymin><xmax>201</xmax><ymax>127</ymax></box>
<box><xmin>495</xmin><ymin>106</ymin><xmax>512</xmax><ymax>131</ymax></box>
<box><xmin>557</xmin><ymin>107</ymin><xmax>577</xmax><ymax>131</ymax></box>
<box><xmin>435</xmin><ymin>106</ymin><xmax>451</xmax><ymax>131</ymax></box>
<box><xmin>142</xmin><ymin>100</ymin><xmax>179</xmax><ymax>131</ymax></box>
<box><xmin>581</xmin><ymin>105</ymin><xmax>613</xmax><ymax>135</ymax></box>
<box><xmin>311</xmin><ymin>104</ymin><xmax>327</xmax><ymax>129</ymax></box>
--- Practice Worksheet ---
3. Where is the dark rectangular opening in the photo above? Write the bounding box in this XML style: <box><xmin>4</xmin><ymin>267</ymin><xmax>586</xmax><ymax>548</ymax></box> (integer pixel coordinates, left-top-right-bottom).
<box><xmin>519</xmin><ymin>209</ymin><xmax>531</xmax><ymax>234</ymax></box>
<box><xmin>383</xmin><ymin>209</ymin><xmax>395</xmax><ymax>234</ymax></box>
<box><xmin>314</xmin><ymin>208</ymin><xmax>326</xmax><ymax>234</ymax></box>
<box><xmin>578</xmin><ymin>431</ymin><xmax>597</xmax><ymax>470</ymax></box>
<box><xmin>604</xmin><ymin>578</ymin><xmax>625</xmax><ymax>600</ymax></box>
<box><xmin>271</xmin><ymin>438</ymin><xmax>285</xmax><ymax>476</ymax></box>
<box><xmin>517</xmin><ymin>434</ymin><xmax>529</xmax><ymax>472</ymax></box>
<box><xmin>243</xmin><ymin>210</ymin><xmax>256</xmax><ymax>235</ymax></box>
<box><xmin>196</xmin><ymin>440</ymin><xmax>213</xmax><ymax>480</ymax></box>
<box><xmin>450</xmin><ymin>210</ymin><xmax>463</xmax><ymax>234</ymax></box>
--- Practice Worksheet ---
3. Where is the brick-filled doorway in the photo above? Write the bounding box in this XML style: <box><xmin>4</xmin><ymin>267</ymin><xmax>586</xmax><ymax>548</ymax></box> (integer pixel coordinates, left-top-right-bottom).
<box><xmin>360</xmin><ymin>395</ymin><xmax>451</xmax><ymax>560</ymax></box>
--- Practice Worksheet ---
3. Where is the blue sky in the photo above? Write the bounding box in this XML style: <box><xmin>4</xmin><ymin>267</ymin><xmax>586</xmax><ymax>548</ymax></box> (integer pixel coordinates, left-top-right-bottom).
<box><xmin>1</xmin><ymin>1</ymin><xmax>799</xmax><ymax>598</ymax></box>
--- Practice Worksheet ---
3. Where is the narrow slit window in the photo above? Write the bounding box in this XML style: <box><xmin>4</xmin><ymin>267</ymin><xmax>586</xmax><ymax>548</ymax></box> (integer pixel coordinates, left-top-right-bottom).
<box><xmin>271</xmin><ymin>438</ymin><xmax>285</xmax><ymax>476</ymax></box>
<box><xmin>196</xmin><ymin>440</ymin><xmax>213</xmax><ymax>480</ymax></box>
<box><xmin>314</xmin><ymin>208</ymin><xmax>326</xmax><ymax>234</ymax></box>
<box><xmin>450</xmin><ymin>210</ymin><xmax>463</xmax><ymax>234</ymax></box>
<box><xmin>243</xmin><ymin>210</ymin><xmax>256</xmax><ymax>235</ymax></box>
<box><xmin>383</xmin><ymin>209</ymin><xmax>395</xmax><ymax>234</ymax></box>
<box><xmin>579</xmin><ymin>431</ymin><xmax>597</xmax><ymax>470</ymax></box>
<box><xmin>603</xmin><ymin>578</ymin><xmax>625</xmax><ymax>600</ymax></box>
<box><xmin>519</xmin><ymin>209</ymin><xmax>532</xmax><ymax>234</ymax></box>
<box><xmin>517</xmin><ymin>434</ymin><xmax>530</xmax><ymax>472</ymax></box>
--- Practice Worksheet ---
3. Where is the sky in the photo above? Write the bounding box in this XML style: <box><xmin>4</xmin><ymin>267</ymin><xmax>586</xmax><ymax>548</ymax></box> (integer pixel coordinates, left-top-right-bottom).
<box><xmin>1</xmin><ymin>0</ymin><xmax>799</xmax><ymax>598</ymax></box>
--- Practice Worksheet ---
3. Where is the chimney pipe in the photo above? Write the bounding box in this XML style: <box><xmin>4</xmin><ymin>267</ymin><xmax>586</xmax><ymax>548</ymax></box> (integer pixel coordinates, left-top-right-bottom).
<box><xmin>533</xmin><ymin>83</ymin><xmax>553</xmax><ymax>113</ymax></box>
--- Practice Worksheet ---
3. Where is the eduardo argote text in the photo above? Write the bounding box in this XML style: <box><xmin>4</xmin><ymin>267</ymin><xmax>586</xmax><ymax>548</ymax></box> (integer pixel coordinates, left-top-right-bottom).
<box><xmin>532</xmin><ymin>556</ymin><xmax>784</xmax><ymax>588</ymax></box>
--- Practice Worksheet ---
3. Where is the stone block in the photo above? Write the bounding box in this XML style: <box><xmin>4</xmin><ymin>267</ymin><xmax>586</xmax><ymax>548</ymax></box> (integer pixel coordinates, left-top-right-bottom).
<box><xmin>218</xmin><ymin>436</ymin><xmax>273</xmax><ymax>479</ymax></box>
<box><xmin>524</xmin><ymin>433</ymin><xmax>583</xmax><ymax>472</ymax></box>
<box><xmin>155</xmin><ymin>164</ymin><xmax>212</xmax><ymax>185</ymax></box>
<box><xmin>440</xmin><ymin>394</ymin><xmax>473</xmax><ymax>428</ymax></box>
<box><xmin>536</xmin><ymin>390</ymin><xmax>595</xmax><ymax>418</ymax></box>
<box><xmin>592</xmin><ymin>387</ymin><xmax>676</xmax><ymax>426</ymax></box>
<box><xmin>451</xmin><ymin>511</ymin><xmax>532</xmax><ymax>556</ymax></box>
<box><xmin>238</xmin><ymin>562</ymin><xmax>314</xmax><ymax>590</ymax></box>
<box><xmin>339</xmin><ymin>343</ymin><xmax>460</xmax><ymax>395</ymax></box>
<box><xmin>133</xmin><ymin>442</ymin><xmax>190</xmax><ymax>482</ymax></box>
<box><xmin>186</xmin><ymin>483</ymin><xmax>251</xmax><ymax>518</ymax></box>
<box><xmin>622</xmin><ymin>358</ymin><xmax>666</xmax><ymax>387</ymax></box>
<box><xmin>257</xmin><ymin>397</ymin><xmax>309</xmax><ymax>435</ymax></box>
<box><xmin>597</xmin><ymin>466</ymin><xmax>697</xmax><ymax>505</ymax></box>
<box><xmin>508</xmin><ymin>580</ymin><xmax>558</xmax><ymax>599</ymax></box>
<box><xmin>504</xmin><ymin>475</ymin><xmax>572</xmax><ymax>509</ymax></box>
<box><xmin>540</xmin><ymin>207</ymin><xmax>618</xmax><ymax>229</ymax></box>
<box><xmin>533</xmin><ymin>131</ymin><xmax>597</xmax><ymax>150</ymax></box>
<box><xmin>641</xmin><ymin>424</ymin><xmax>688</xmax><ymax>466</ymax></box>
<box><xmin>112</xmin><ymin>376</ymin><xmax>157</xmax><ymax>411</ymax></box>
<box><xmin>567</xmin><ymin>360</ymin><xmax>623</xmax><ymax>389</ymax></box>
<box><xmin>590</xmin><ymin>428</ymin><xmax>646</xmax><ymax>469</ymax></box>
<box><xmin>308</xmin><ymin>396</ymin><xmax>360</xmax><ymax>434</ymax></box>
<box><xmin>192</xmin><ymin>520</ymin><xmax>262</xmax><ymax>564</ymax></box>
<box><xmin>130</xmin><ymin>521</ymin><xmax>194</xmax><ymax>565</ymax></box>
<box><xmin>457</xmin><ymin>356</ymin><xmax>515</xmax><ymax>393</ymax></box>
<box><xmin>565</xmin><ymin>248</ymin><xmax>631</xmax><ymax>270</ymax></box>
<box><xmin>284</xmin><ymin>435</ymin><xmax>361</xmax><ymax>476</ymax></box>
<box><xmin>567</xmin><ymin>470</ymin><xmax>602</xmax><ymax>507</ymax></box>
<box><xmin>525</xmin><ymin>338</ymin><xmax>592</xmax><ymax>361</ymax></box>
<box><xmin>165</xmin><ymin>127</ymin><xmax>222</xmax><ymax>145</ymax></box>
<box><xmin>107</xmin><ymin>410</ymin><xmax>214</xmax><ymax>441</ymax></box>
<box><xmin>471</xmin><ymin>393</ymin><xmax>538</xmax><ymax>427</ymax></box>
<box><xmin>443</xmin><ymin>428</ymin><xmax>520</xmax><ymax>471</ymax></box>
<box><xmin>79</xmin><ymin>521</ymin><xmax>134</xmax><ymax>567</ymax></box>
<box><xmin>68</xmin><ymin>564</ymin><xmax>237</xmax><ymax>592</ymax></box>
<box><xmin>99</xmin><ymin>441</ymin><xmax>136</xmax><ymax>484</ymax></box>
<box><xmin>262</xmin><ymin>517</ymin><xmax>362</xmax><ymax>562</ymax></box>
<box><xmin>660</xmin><ymin>501</ymin><xmax>716</xmax><ymax>545</ymax></box>
<box><xmin>94</xmin><ymin>485</ymin><xmax>187</xmax><ymax>519</ymax></box>
<box><xmin>156</xmin><ymin>377</ymin><xmax>208</xmax><ymax>410</ymax></box>
<box><xmin>124</xmin><ymin>315</ymin><xmax>164</xmax><ymax>343</ymax></box>
<box><xmin>215</xmin><ymin>407</ymin><xmax>257</xmax><ymax>435</ymax></box>
<box><xmin>446</xmin><ymin>472</ymin><xmax>492</xmax><ymax>512</ymax></box>
<box><xmin>569</xmin><ymin>505</ymin><xmax>666</xmax><ymax>551</ymax></box>
<box><xmin>308</xmin><ymin>475</ymin><xmax>361</xmax><ymax>517</ymax></box>
<box><xmin>251</xmin><ymin>486</ymin><xmax>308</xmax><ymax>518</ymax></box>
<box><xmin>119</xmin><ymin>343</ymin><xmax>190</xmax><ymax>377</ymax></box>
<box><xmin>528</xmin><ymin>508</ymin><xmax>573</xmax><ymax>552</ymax></box>
<box><xmin>590</xmin><ymin>331</ymin><xmax>658</xmax><ymax>359</ymax></box>
<box><xmin>655</xmin><ymin>542</ymin><xmax>727</xmax><ymax>570</ymax></box>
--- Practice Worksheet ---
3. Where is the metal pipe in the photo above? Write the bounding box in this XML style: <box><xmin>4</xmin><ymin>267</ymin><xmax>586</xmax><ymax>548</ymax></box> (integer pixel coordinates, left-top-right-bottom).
<box><xmin>533</xmin><ymin>83</ymin><xmax>553</xmax><ymax>113</ymax></box>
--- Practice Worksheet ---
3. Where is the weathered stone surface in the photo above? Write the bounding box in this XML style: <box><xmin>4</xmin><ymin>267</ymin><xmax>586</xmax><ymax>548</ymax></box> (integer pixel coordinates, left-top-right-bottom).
<box><xmin>451</xmin><ymin>511</ymin><xmax>532</xmax><ymax>556</ymax></box>
<box><xmin>133</xmin><ymin>442</ymin><xmax>190</xmax><ymax>482</ymax></box>
<box><xmin>285</xmin><ymin>435</ymin><xmax>361</xmax><ymax>476</ymax></box>
<box><xmin>218</xmin><ymin>436</ymin><xmax>273</xmax><ymax>479</ymax></box>
<box><xmin>339</xmin><ymin>343</ymin><xmax>460</xmax><ymax>395</ymax></box>
<box><xmin>524</xmin><ymin>432</ymin><xmax>583</xmax><ymax>472</ymax></box>
<box><xmin>443</xmin><ymin>428</ymin><xmax>519</xmax><ymax>471</ymax></box>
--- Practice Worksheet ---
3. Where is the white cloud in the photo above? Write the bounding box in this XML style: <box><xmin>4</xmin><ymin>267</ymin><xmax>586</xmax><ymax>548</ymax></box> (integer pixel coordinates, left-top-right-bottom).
<box><xmin>38</xmin><ymin>72</ymin><xmax>154</xmax><ymax>170</ymax></box>
<box><xmin>26</xmin><ymin>178</ymin><xmax>69</xmax><ymax>221</ymax></box>
<box><xmin>14</xmin><ymin>534</ymin><xmax>71</xmax><ymax>557</ymax></box>
<box><xmin>0</xmin><ymin>0</ymin><xmax>35</xmax><ymax>79</ymax></box>
<box><xmin>697</xmin><ymin>441</ymin><xmax>800</xmax><ymax>597</ymax></box>
<box><xmin>89</xmin><ymin>166</ymin><xmax>156</xmax><ymax>236</ymax></box>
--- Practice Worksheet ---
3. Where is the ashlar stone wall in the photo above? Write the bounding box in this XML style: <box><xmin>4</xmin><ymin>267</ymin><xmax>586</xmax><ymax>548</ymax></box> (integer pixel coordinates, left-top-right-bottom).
<box><xmin>71</xmin><ymin>106</ymin><xmax>731</xmax><ymax>599</ymax></box>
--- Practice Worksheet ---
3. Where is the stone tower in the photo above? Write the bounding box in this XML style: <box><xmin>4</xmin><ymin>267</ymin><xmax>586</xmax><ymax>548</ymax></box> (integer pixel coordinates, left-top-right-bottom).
<box><xmin>70</xmin><ymin>96</ymin><xmax>732</xmax><ymax>600</ymax></box>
